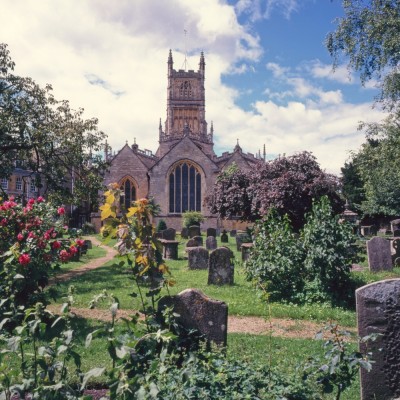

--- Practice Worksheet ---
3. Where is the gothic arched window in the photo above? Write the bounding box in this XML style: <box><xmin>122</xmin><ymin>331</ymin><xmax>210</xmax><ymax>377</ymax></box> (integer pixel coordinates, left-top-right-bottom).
<box><xmin>169</xmin><ymin>161</ymin><xmax>201</xmax><ymax>213</ymax></box>
<box><xmin>179</xmin><ymin>81</ymin><xmax>192</xmax><ymax>98</ymax></box>
<box><xmin>119</xmin><ymin>177</ymin><xmax>137</xmax><ymax>210</ymax></box>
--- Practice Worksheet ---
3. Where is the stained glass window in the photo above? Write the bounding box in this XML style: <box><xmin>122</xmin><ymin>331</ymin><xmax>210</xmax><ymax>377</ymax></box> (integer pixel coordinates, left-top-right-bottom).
<box><xmin>169</xmin><ymin>162</ymin><xmax>201</xmax><ymax>213</ymax></box>
<box><xmin>119</xmin><ymin>177</ymin><xmax>137</xmax><ymax>210</ymax></box>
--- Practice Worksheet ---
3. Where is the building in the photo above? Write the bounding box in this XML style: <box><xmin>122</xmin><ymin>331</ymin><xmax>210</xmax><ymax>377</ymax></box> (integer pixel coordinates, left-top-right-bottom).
<box><xmin>103</xmin><ymin>51</ymin><xmax>264</xmax><ymax>230</ymax></box>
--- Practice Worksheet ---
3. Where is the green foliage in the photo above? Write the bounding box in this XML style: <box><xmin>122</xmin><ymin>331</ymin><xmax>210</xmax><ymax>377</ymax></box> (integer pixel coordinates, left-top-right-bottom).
<box><xmin>245</xmin><ymin>210</ymin><xmax>305</xmax><ymax>302</ymax></box>
<box><xmin>156</xmin><ymin>219</ymin><xmax>167</xmax><ymax>232</ymax></box>
<box><xmin>182</xmin><ymin>211</ymin><xmax>205</xmax><ymax>229</ymax></box>
<box><xmin>300</xmin><ymin>196</ymin><xmax>356</xmax><ymax>306</ymax></box>
<box><xmin>245</xmin><ymin>196</ymin><xmax>357</xmax><ymax>307</ymax></box>
<box><xmin>327</xmin><ymin>0</ymin><xmax>400</xmax><ymax>112</ymax></box>
<box><xmin>81</xmin><ymin>222</ymin><xmax>96</xmax><ymax>235</ymax></box>
<box><xmin>304</xmin><ymin>324</ymin><xmax>377</xmax><ymax>400</ymax></box>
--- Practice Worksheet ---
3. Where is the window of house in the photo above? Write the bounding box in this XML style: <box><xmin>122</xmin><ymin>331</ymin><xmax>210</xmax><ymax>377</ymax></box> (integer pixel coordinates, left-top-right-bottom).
<box><xmin>30</xmin><ymin>179</ymin><xmax>37</xmax><ymax>194</ymax></box>
<box><xmin>169</xmin><ymin>161</ymin><xmax>201</xmax><ymax>213</ymax></box>
<box><xmin>16</xmin><ymin>177</ymin><xmax>22</xmax><ymax>191</ymax></box>
<box><xmin>1</xmin><ymin>178</ymin><xmax>8</xmax><ymax>190</ymax></box>
<box><xmin>119</xmin><ymin>177</ymin><xmax>137</xmax><ymax>210</ymax></box>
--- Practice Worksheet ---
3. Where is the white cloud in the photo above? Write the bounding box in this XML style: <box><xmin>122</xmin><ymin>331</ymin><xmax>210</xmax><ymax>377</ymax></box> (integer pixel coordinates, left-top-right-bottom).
<box><xmin>0</xmin><ymin>0</ymin><xmax>386</xmax><ymax>176</ymax></box>
<box><xmin>308</xmin><ymin>60</ymin><xmax>354</xmax><ymax>84</ymax></box>
<box><xmin>235</xmin><ymin>0</ymin><xmax>302</xmax><ymax>21</ymax></box>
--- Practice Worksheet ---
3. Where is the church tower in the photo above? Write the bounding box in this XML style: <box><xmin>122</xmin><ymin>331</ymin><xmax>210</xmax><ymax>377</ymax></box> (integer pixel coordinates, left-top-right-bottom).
<box><xmin>157</xmin><ymin>50</ymin><xmax>214</xmax><ymax>158</ymax></box>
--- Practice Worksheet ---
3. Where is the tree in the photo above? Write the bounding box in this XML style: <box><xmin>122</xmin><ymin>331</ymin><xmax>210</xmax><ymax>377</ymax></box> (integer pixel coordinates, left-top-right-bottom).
<box><xmin>249</xmin><ymin>152</ymin><xmax>343</xmax><ymax>230</ymax></box>
<box><xmin>327</xmin><ymin>0</ymin><xmax>400</xmax><ymax>111</ymax></box>
<box><xmin>0</xmin><ymin>43</ymin><xmax>108</xmax><ymax>209</ymax></box>
<box><xmin>206</xmin><ymin>162</ymin><xmax>255</xmax><ymax>221</ymax></box>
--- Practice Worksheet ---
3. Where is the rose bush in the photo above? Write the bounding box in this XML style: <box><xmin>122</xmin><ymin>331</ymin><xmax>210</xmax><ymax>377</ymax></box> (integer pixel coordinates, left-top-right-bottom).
<box><xmin>0</xmin><ymin>196</ymin><xmax>84</xmax><ymax>325</ymax></box>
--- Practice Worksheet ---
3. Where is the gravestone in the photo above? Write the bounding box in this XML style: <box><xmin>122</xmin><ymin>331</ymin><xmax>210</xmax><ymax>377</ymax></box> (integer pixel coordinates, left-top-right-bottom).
<box><xmin>367</xmin><ymin>236</ymin><xmax>393</xmax><ymax>271</ymax></box>
<box><xmin>236</xmin><ymin>233</ymin><xmax>251</xmax><ymax>252</ymax></box>
<box><xmin>357</xmin><ymin>279</ymin><xmax>400</xmax><ymax>399</ymax></box>
<box><xmin>189</xmin><ymin>225</ymin><xmax>201</xmax><ymax>238</ymax></box>
<box><xmin>391</xmin><ymin>218</ymin><xmax>400</xmax><ymax>233</ymax></box>
<box><xmin>84</xmin><ymin>239</ymin><xmax>92</xmax><ymax>249</ymax></box>
<box><xmin>229</xmin><ymin>229</ymin><xmax>237</xmax><ymax>237</ymax></box>
<box><xmin>220</xmin><ymin>230</ymin><xmax>228</xmax><ymax>243</ymax></box>
<box><xmin>208</xmin><ymin>247</ymin><xmax>234</xmax><ymax>285</ymax></box>
<box><xmin>186</xmin><ymin>236</ymin><xmax>203</xmax><ymax>248</ymax></box>
<box><xmin>206</xmin><ymin>228</ymin><xmax>217</xmax><ymax>238</ymax></box>
<box><xmin>393</xmin><ymin>229</ymin><xmax>400</xmax><ymax>237</ymax></box>
<box><xmin>162</xmin><ymin>228</ymin><xmax>176</xmax><ymax>241</ymax></box>
<box><xmin>188</xmin><ymin>247</ymin><xmax>209</xmax><ymax>270</ymax></box>
<box><xmin>392</xmin><ymin>238</ymin><xmax>400</xmax><ymax>258</ymax></box>
<box><xmin>241</xmin><ymin>243</ymin><xmax>253</xmax><ymax>262</ymax></box>
<box><xmin>206</xmin><ymin>236</ymin><xmax>217</xmax><ymax>251</ymax></box>
<box><xmin>361</xmin><ymin>225</ymin><xmax>377</xmax><ymax>237</ymax></box>
<box><xmin>158</xmin><ymin>288</ymin><xmax>228</xmax><ymax>346</ymax></box>
<box><xmin>181</xmin><ymin>227</ymin><xmax>188</xmax><ymax>239</ymax></box>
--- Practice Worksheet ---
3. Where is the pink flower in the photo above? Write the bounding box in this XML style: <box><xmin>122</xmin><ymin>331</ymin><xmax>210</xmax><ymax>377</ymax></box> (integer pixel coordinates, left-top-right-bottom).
<box><xmin>69</xmin><ymin>245</ymin><xmax>78</xmax><ymax>255</ymax></box>
<box><xmin>43</xmin><ymin>232</ymin><xmax>51</xmax><ymax>240</ymax></box>
<box><xmin>52</xmin><ymin>240</ymin><xmax>61</xmax><ymax>250</ymax></box>
<box><xmin>76</xmin><ymin>239</ymin><xmax>85</xmax><ymax>247</ymax></box>
<box><xmin>59</xmin><ymin>250</ymin><xmax>70</xmax><ymax>262</ymax></box>
<box><xmin>37</xmin><ymin>196</ymin><xmax>45</xmax><ymax>203</ymax></box>
<box><xmin>28</xmin><ymin>198</ymin><xmax>35</xmax><ymax>205</ymax></box>
<box><xmin>57</xmin><ymin>207</ymin><xmax>65</xmax><ymax>215</ymax></box>
<box><xmin>17</xmin><ymin>233</ymin><xmax>24</xmax><ymax>241</ymax></box>
<box><xmin>27</xmin><ymin>231</ymin><xmax>36</xmax><ymax>239</ymax></box>
<box><xmin>19</xmin><ymin>253</ymin><xmax>31</xmax><ymax>265</ymax></box>
<box><xmin>1</xmin><ymin>218</ymin><xmax>7</xmax><ymax>226</ymax></box>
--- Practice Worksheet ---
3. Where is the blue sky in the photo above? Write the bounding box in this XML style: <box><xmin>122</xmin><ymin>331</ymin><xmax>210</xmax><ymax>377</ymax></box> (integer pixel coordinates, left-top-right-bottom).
<box><xmin>0</xmin><ymin>0</ymin><xmax>385</xmax><ymax>174</ymax></box>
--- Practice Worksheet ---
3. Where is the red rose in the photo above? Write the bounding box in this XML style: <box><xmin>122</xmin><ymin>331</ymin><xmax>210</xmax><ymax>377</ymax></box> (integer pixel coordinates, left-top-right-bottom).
<box><xmin>19</xmin><ymin>253</ymin><xmax>31</xmax><ymax>265</ymax></box>
<box><xmin>52</xmin><ymin>240</ymin><xmax>61</xmax><ymax>249</ymax></box>
<box><xmin>28</xmin><ymin>198</ymin><xmax>35</xmax><ymax>205</ymax></box>
<box><xmin>37</xmin><ymin>196</ymin><xmax>45</xmax><ymax>203</ymax></box>
<box><xmin>59</xmin><ymin>250</ymin><xmax>70</xmax><ymax>262</ymax></box>
<box><xmin>57</xmin><ymin>207</ymin><xmax>65</xmax><ymax>215</ymax></box>
<box><xmin>17</xmin><ymin>233</ymin><xmax>24</xmax><ymax>241</ymax></box>
<box><xmin>69</xmin><ymin>245</ymin><xmax>78</xmax><ymax>255</ymax></box>
<box><xmin>76</xmin><ymin>239</ymin><xmax>85</xmax><ymax>247</ymax></box>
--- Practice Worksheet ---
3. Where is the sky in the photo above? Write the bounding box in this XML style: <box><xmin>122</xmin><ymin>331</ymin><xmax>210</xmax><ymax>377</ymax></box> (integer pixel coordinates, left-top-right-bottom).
<box><xmin>0</xmin><ymin>0</ymin><xmax>385</xmax><ymax>174</ymax></box>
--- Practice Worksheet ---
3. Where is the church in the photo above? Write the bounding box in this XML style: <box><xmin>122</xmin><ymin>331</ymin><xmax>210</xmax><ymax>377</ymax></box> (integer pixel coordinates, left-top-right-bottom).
<box><xmin>103</xmin><ymin>50</ymin><xmax>264</xmax><ymax>230</ymax></box>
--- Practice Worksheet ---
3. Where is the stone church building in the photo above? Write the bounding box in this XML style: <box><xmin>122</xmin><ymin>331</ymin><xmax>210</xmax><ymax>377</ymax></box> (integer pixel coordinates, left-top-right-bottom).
<box><xmin>104</xmin><ymin>51</ymin><xmax>264</xmax><ymax>230</ymax></box>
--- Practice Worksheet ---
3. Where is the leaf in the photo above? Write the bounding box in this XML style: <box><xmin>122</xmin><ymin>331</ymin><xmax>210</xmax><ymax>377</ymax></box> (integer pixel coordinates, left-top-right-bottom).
<box><xmin>51</xmin><ymin>316</ymin><xmax>64</xmax><ymax>328</ymax></box>
<box><xmin>13</xmin><ymin>274</ymin><xmax>24</xmax><ymax>280</ymax></box>
<box><xmin>81</xmin><ymin>367</ymin><xmax>105</xmax><ymax>390</ymax></box>
<box><xmin>126</xmin><ymin>206</ymin><xmax>138</xmax><ymax>218</ymax></box>
<box><xmin>85</xmin><ymin>329</ymin><xmax>100</xmax><ymax>348</ymax></box>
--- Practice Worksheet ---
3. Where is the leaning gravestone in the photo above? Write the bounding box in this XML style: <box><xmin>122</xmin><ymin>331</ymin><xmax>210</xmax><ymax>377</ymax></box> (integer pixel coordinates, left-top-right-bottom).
<box><xmin>206</xmin><ymin>236</ymin><xmax>217</xmax><ymax>251</ymax></box>
<box><xmin>220</xmin><ymin>230</ymin><xmax>228</xmax><ymax>243</ymax></box>
<box><xmin>188</xmin><ymin>247</ymin><xmax>209</xmax><ymax>270</ymax></box>
<box><xmin>189</xmin><ymin>225</ymin><xmax>201</xmax><ymax>238</ymax></box>
<box><xmin>181</xmin><ymin>227</ymin><xmax>188</xmax><ymax>239</ymax></box>
<box><xmin>357</xmin><ymin>279</ymin><xmax>400</xmax><ymax>399</ymax></box>
<box><xmin>206</xmin><ymin>228</ymin><xmax>217</xmax><ymax>238</ymax></box>
<box><xmin>162</xmin><ymin>228</ymin><xmax>176</xmax><ymax>241</ymax></box>
<box><xmin>367</xmin><ymin>236</ymin><xmax>393</xmax><ymax>271</ymax></box>
<box><xmin>158</xmin><ymin>288</ymin><xmax>228</xmax><ymax>346</ymax></box>
<box><xmin>208</xmin><ymin>247</ymin><xmax>234</xmax><ymax>285</ymax></box>
<box><xmin>186</xmin><ymin>236</ymin><xmax>203</xmax><ymax>248</ymax></box>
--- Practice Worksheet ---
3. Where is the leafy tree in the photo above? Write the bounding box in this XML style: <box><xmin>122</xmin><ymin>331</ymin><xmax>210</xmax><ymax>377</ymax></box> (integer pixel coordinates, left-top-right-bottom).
<box><xmin>327</xmin><ymin>0</ymin><xmax>400</xmax><ymax>111</ymax></box>
<box><xmin>0</xmin><ymin>43</ymin><xmax>108</xmax><ymax>209</ymax></box>
<box><xmin>249</xmin><ymin>152</ymin><xmax>343</xmax><ymax>230</ymax></box>
<box><xmin>182</xmin><ymin>210</ymin><xmax>205</xmax><ymax>229</ymax></box>
<box><xmin>340</xmin><ymin>155</ymin><xmax>365</xmax><ymax>212</ymax></box>
<box><xmin>206</xmin><ymin>162</ymin><xmax>254</xmax><ymax>221</ymax></box>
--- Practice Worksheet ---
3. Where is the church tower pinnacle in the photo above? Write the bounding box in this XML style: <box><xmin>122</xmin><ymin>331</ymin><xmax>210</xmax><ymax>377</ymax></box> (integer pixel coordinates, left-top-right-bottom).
<box><xmin>158</xmin><ymin>50</ymin><xmax>214</xmax><ymax>158</ymax></box>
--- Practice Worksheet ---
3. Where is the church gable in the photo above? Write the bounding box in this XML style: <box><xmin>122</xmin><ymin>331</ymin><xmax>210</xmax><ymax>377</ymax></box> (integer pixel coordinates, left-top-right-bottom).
<box><xmin>104</xmin><ymin>144</ymin><xmax>149</xmax><ymax>200</ymax></box>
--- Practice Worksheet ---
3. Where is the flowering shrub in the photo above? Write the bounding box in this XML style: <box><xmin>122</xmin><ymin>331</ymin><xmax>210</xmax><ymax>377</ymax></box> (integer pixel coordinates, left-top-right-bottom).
<box><xmin>0</xmin><ymin>196</ymin><xmax>83</xmax><ymax>324</ymax></box>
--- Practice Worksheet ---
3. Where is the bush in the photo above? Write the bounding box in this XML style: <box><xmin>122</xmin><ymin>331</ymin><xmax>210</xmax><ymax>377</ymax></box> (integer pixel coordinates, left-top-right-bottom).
<box><xmin>82</xmin><ymin>221</ymin><xmax>96</xmax><ymax>234</ymax></box>
<box><xmin>157</xmin><ymin>219</ymin><xmax>167</xmax><ymax>232</ymax></box>
<box><xmin>182</xmin><ymin>211</ymin><xmax>205</xmax><ymax>229</ymax></box>
<box><xmin>245</xmin><ymin>196</ymin><xmax>357</xmax><ymax>306</ymax></box>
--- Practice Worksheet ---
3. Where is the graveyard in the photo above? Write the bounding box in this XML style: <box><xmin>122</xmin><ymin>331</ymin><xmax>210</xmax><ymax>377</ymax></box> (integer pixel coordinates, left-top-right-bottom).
<box><xmin>2</xmin><ymin>189</ymin><xmax>400</xmax><ymax>399</ymax></box>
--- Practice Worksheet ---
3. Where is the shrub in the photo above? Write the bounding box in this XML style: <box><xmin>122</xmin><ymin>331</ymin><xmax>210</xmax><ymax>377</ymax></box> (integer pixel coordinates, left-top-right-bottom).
<box><xmin>182</xmin><ymin>211</ymin><xmax>205</xmax><ymax>229</ymax></box>
<box><xmin>245</xmin><ymin>210</ymin><xmax>305</xmax><ymax>302</ymax></box>
<box><xmin>245</xmin><ymin>196</ymin><xmax>357</xmax><ymax>306</ymax></box>
<box><xmin>157</xmin><ymin>219</ymin><xmax>167</xmax><ymax>232</ymax></box>
<box><xmin>82</xmin><ymin>221</ymin><xmax>96</xmax><ymax>234</ymax></box>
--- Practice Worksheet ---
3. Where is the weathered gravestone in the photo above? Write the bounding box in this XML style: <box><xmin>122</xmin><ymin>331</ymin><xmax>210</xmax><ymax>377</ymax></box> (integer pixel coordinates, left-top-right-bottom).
<box><xmin>357</xmin><ymin>279</ymin><xmax>400</xmax><ymax>400</ymax></box>
<box><xmin>367</xmin><ymin>236</ymin><xmax>393</xmax><ymax>271</ymax></box>
<box><xmin>186</xmin><ymin>236</ymin><xmax>203</xmax><ymax>248</ymax></box>
<box><xmin>220</xmin><ymin>230</ymin><xmax>228</xmax><ymax>243</ymax></box>
<box><xmin>236</xmin><ymin>233</ymin><xmax>251</xmax><ymax>252</ymax></box>
<box><xmin>188</xmin><ymin>247</ymin><xmax>209</xmax><ymax>270</ymax></box>
<box><xmin>189</xmin><ymin>225</ymin><xmax>201</xmax><ymax>238</ymax></box>
<box><xmin>181</xmin><ymin>227</ymin><xmax>188</xmax><ymax>239</ymax></box>
<box><xmin>206</xmin><ymin>228</ymin><xmax>217</xmax><ymax>238</ymax></box>
<box><xmin>229</xmin><ymin>229</ymin><xmax>237</xmax><ymax>237</ymax></box>
<box><xmin>391</xmin><ymin>218</ymin><xmax>400</xmax><ymax>234</ymax></box>
<box><xmin>208</xmin><ymin>247</ymin><xmax>234</xmax><ymax>285</ymax></box>
<box><xmin>162</xmin><ymin>228</ymin><xmax>176</xmax><ymax>241</ymax></box>
<box><xmin>206</xmin><ymin>236</ymin><xmax>217</xmax><ymax>251</ymax></box>
<box><xmin>158</xmin><ymin>288</ymin><xmax>228</xmax><ymax>346</ymax></box>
